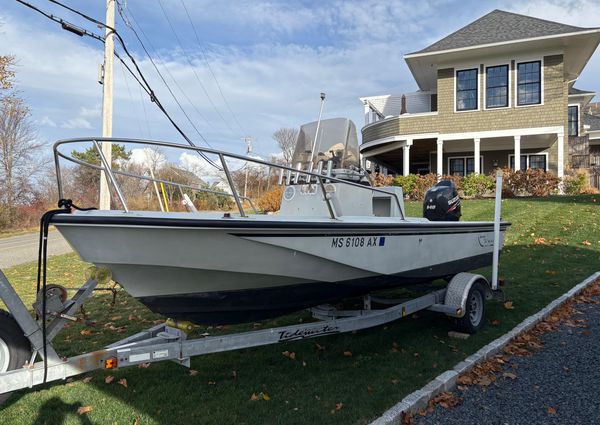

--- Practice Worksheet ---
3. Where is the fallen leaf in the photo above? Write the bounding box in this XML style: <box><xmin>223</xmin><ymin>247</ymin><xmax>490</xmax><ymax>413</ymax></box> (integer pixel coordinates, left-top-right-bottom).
<box><xmin>128</xmin><ymin>314</ymin><xmax>136</xmax><ymax>321</ymax></box>
<box><xmin>133</xmin><ymin>419</ymin><xmax>139</xmax><ymax>425</ymax></box>
<box><xmin>547</xmin><ymin>406</ymin><xmax>557</xmax><ymax>414</ymax></box>
<box><xmin>457</xmin><ymin>375</ymin><xmax>473</xmax><ymax>385</ymax></box>
<box><xmin>208</xmin><ymin>380</ymin><xmax>216</xmax><ymax>385</ymax></box>
<box><xmin>104</xmin><ymin>375</ymin><xmax>114</xmax><ymax>384</ymax></box>
<box><xmin>250</xmin><ymin>393</ymin><xmax>259</xmax><ymax>401</ymax></box>
<box><xmin>77</xmin><ymin>406</ymin><xmax>93</xmax><ymax>415</ymax></box>
<box><xmin>302</xmin><ymin>361</ymin><xmax>307</xmax><ymax>367</ymax></box>
<box><xmin>315</xmin><ymin>343</ymin><xmax>325</xmax><ymax>351</ymax></box>
<box><xmin>503</xmin><ymin>372</ymin><xmax>517</xmax><ymax>380</ymax></box>
<box><xmin>282</xmin><ymin>351</ymin><xmax>296</xmax><ymax>360</ymax></box>
<box><xmin>118</xmin><ymin>378</ymin><xmax>128</xmax><ymax>388</ymax></box>
<box><xmin>82</xmin><ymin>377</ymin><xmax>93</xmax><ymax>384</ymax></box>
<box><xmin>491</xmin><ymin>319</ymin><xmax>501</xmax><ymax>326</ymax></box>
<box><xmin>189</xmin><ymin>369</ymin><xmax>198</xmax><ymax>376</ymax></box>
<box><xmin>138</xmin><ymin>363</ymin><xmax>151</xmax><ymax>369</ymax></box>
<box><xmin>504</xmin><ymin>301</ymin><xmax>515</xmax><ymax>310</ymax></box>
<box><xmin>391</xmin><ymin>379</ymin><xmax>400</xmax><ymax>385</ymax></box>
<box><xmin>534</xmin><ymin>237</ymin><xmax>547</xmax><ymax>245</ymax></box>
<box><xmin>343</xmin><ymin>351</ymin><xmax>353</xmax><ymax>357</ymax></box>
<box><xmin>262</xmin><ymin>392</ymin><xmax>270</xmax><ymax>401</ymax></box>
<box><xmin>477</xmin><ymin>376</ymin><xmax>493</xmax><ymax>386</ymax></box>
<box><xmin>110</xmin><ymin>315</ymin><xmax>122</xmax><ymax>321</ymax></box>
<box><xmin>80</xmin><ymin>329</ymin><xmax>93</xmax><ymax>336</ymax></box>
<box><xmin>335</xmin><ymin>402</ymin><xmax>344</xmax><ymax>411</ymax></box>
<box><xmin>231</xmin><ymin>370</ymin><xmax>238</xmax><ymax>379</ymax></box>
<box><xmin>582</xmin><ymin>240</ymin><xmax>591</xmax><ymax>246</ymax></box>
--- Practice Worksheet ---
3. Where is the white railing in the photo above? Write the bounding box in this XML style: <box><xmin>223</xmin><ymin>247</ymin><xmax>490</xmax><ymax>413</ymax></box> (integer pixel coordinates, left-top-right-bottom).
<box><xmin>363</xmin><ymin>91</ymin><xmax>435</xmax><ymax>125</ymax></box>
<box><xmin>53</xmin><ymin>138</ymin><xmax>406</xmax><ymax>220</ymax></box>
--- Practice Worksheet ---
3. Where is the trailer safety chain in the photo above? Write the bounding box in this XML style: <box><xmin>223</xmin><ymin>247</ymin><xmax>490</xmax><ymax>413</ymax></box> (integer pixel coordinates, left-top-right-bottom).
<box><xmin>36</xmin><ymin>199</ymin><xmax>96</xmax><ymax>384</ymax></box>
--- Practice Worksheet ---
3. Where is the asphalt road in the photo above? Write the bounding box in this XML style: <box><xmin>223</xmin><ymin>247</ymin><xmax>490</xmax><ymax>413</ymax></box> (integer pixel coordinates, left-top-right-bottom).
<box><xmin>0</xmin><ymin>231</ymin><xmax>72</xmax><ymax>269</ymax></box>
<box><xmin>415</xmin><ymin>297</ymin><xmax>600</xmax><ymax>425</ymax></box>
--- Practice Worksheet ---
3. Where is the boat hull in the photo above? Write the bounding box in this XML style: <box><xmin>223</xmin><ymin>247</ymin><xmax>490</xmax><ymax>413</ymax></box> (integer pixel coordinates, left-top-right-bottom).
<box><xmin>53</xmin><ymin>212</ymin><xmax>509</xmax><ymax>325</ymax></box>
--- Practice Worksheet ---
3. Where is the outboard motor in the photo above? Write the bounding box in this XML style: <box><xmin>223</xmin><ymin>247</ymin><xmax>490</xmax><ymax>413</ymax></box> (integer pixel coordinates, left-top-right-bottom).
<box><xmin>423</xmin><ymin>180</ymin><xmax>461</xmax><ymax>221</ymax></box>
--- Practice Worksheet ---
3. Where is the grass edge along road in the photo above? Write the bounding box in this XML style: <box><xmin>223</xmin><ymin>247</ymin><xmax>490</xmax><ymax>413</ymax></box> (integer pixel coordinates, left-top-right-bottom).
<box><xmin>0</xmin><ymin>195</ymin><xmax>599</xmax><ymax>425</ymax></box>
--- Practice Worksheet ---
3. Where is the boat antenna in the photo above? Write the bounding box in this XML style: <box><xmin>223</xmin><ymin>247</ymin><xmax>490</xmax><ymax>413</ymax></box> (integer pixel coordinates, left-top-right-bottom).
<box><xmin>309</xmin><ymin>92</ymin><xmax>326</xmax><ymax>170</ymax></box>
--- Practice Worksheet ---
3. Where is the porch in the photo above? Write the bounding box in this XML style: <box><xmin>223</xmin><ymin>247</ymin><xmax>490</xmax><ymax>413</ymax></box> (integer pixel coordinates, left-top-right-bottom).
<box><xmin>361</xmin><ymin>127</ymin><xmax>564</xmax><ymax>178</ymax></box>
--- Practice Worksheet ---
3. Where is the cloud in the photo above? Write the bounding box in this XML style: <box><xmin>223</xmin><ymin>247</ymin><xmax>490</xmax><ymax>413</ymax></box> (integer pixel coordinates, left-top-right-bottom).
<box><xmin>130</xmin><ymin>147</ymin><xmax>167</xmax><ymax>169</ymax></box>
<box><xmin>39</xmin><ymin>116</ymin><xmax>57</xmax><ymax>127</ymax></box>
<box><xmin>79</xmin><ymin>105</ymin><xmax>102</xmax><ymax>118</ymax></box>
<box><xmin>60</xmin><ymin>117</ymin><xmax>93</xmax><ymax>129</ymax></box>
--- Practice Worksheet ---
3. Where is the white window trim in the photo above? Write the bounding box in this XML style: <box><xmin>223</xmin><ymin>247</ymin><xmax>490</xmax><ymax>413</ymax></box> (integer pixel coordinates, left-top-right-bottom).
<box><xmin>508</xmin><ymin>152</ymin><xmax>549</xmax><ymax>171</ymax></box>
<box><xmin>483</xmin><ymin>62</ymin><xmax>511</xmax><ymax>110</ymax></box>
<box><xmin>515</xmin><ymin>57</ymin><xmax>545</xmax><ymax>108</ymax></box>
<box><xmin>447</xmin><ymin>155</ymin><xmax>485</xmax><ymax>176</ymax></box>
<box><xmin>567</xmin><ymin>103</ymin><xmax>580</xmax><ymax>137</ymax></box>
<box><xmin>454</xmin><ymin>66</ymin><xmax>481</xmax><ymax>113</ymax></box>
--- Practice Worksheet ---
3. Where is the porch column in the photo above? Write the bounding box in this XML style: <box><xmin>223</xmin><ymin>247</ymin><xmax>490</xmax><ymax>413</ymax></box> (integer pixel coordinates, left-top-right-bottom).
<box><xmin>557</xmin><ymin>131</ymin><xmax>564</xmax><ymax>179</ymax></box>
<box><xmin>514</xmin><ymin>135</ymin><xmax>521</xmax><ymax>171</ymax></box>
<box><xmin>402</xmin><ymin>139</ymin><xmax>412</xmax><ymax>176</ymax></box>
<box><xmin>437</xmin><ymin>138</ymin><xmax>444</xmax><ymax>178</ymax></box>
<box><xmin>474</xmin><ymin>138</ymin><xmax>481</xmax><ymax>174</ymax></box>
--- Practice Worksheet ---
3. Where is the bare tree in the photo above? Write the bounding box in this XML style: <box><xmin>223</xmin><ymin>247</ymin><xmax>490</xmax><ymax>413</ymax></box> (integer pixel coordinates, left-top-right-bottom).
<box><xmin>0</xmin><ymin>55</ymin><xmax>15</xmax><ymax>91</ymax></box>
<box><xmin>0</xmin><ymin>96</ymin><xmax>44</xmax><ymax>226</ymax></box>
<box><xmin>272</xmin><ymin>127</ymin><xmax>298</xmax><ymax>165</ymax></box>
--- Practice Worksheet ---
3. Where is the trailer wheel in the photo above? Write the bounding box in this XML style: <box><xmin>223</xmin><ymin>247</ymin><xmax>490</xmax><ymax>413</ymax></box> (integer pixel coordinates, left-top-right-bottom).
<box><xmin>453</xmin><ymin>281</ymin><xmax>485</xmax><ymax>334</ymax></box>
<box><xmin>0</xmin><ymin>310</ymin><xmax>32</xmax><ymax>405</ymax></box>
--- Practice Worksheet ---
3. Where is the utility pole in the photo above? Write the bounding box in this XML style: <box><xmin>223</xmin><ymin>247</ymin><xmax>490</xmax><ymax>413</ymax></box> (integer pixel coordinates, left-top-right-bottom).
<box><xmin>242</xmin><ymin>137</ymin><xmax>253</xmax><ymax>199</ymax></box>
<box><xmin>99</xmin><ymin>0</ymin><xmax>115</xmax><ymax>210</ymax></box>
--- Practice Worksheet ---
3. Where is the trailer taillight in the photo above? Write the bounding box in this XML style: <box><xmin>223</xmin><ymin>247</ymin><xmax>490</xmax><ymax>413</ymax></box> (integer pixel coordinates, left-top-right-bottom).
<box><xmin>104</xmin><ymin>357</ymin><xmax>118</xmax><ymax>369</ymax></box>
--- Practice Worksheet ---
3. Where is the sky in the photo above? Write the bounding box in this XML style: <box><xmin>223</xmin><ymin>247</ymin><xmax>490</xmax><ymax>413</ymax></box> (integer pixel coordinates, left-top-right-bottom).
<box><xmin>2</xmin><ymin>0</ymin><xmax>600</xmax><ymax>161</ymax></box>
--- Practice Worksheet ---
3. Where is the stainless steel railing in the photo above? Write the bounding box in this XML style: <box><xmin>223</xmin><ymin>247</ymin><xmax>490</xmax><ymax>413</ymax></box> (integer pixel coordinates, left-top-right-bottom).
<box><xmin>53</xmin><ymin>137</ymin><xmax>405</xmax><ymax>220</ymax></box>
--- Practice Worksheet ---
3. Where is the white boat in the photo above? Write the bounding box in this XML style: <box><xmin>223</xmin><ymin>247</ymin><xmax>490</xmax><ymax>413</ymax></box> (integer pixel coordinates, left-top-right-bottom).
<box><xmin>52</xmin><ymin>118</ymin><xmax>509</xmax><ymax>324</ymax></box>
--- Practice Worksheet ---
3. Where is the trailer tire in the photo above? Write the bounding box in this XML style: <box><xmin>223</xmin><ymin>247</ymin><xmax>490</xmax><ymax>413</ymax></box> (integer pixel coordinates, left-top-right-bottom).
<box><xmin>0</xmin><ymin>310</ymin><xmax>32</xmax><ymax>406</ymax></box>
<box><xmin>452</xmin><ymin>281</ymin><xmax>486</xmax><ymax>334</ymax></box>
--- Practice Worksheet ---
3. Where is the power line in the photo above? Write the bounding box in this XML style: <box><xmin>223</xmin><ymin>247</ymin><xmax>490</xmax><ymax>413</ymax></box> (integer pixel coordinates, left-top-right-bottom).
<box><xmin>113</xmin><ymin>1</ymin><xmax>217</xmax><ymax>149</ymax></box>
<box><xmin>156</xmin><ymin>0</ymin><xmax>239</xmax><ymax>137</ymax></box>
<box><xmin>17</xmin><ymin>0</ymin><xmax>222</xmax><ymax>170</ymax></box>
<box><xmin>116</xmin><ymin>2</ymin><xmax>216</xmax><ymax>136</ymax></box>
<box><xmin>179</xmin><ymin>0</ymin><xmax>247</xmax><ymax>136</ymax></box>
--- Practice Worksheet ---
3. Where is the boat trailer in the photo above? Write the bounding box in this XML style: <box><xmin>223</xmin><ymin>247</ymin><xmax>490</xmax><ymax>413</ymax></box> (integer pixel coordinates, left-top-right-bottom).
<box><xmin>0</xmin><ymin>172</ymin><xmax>505</xmax><ymax>401</ymax></box>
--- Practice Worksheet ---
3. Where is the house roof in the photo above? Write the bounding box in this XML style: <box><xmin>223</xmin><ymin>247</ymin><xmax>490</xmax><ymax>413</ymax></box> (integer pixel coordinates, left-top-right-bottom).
<box><xmin>569</xmin><ymin>87</ymin><xmax>596</xmax><ymax>95</ymax></box>
<box><xmin>584</xmin><ymin>113</ymin><xmax>600</xmax><ymax>131</ymax></box>
<box><xmin>411</xmin><ymin>10</ymin><xmax>597</xmax><ymax>55</ymax></box>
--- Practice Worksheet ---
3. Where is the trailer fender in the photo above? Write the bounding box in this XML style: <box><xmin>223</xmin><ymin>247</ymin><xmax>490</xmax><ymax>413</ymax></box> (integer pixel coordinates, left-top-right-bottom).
<box><xmin>444</xmin><ymin>272</ymin><xmax>489</xmax><ymax>318</ymax></box>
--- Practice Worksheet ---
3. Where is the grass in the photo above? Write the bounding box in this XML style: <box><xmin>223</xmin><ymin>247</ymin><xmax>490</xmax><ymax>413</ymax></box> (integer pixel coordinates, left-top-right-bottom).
<box><xmin>0</xmin><ymin>227</ymin><xmax>38</xmax><ymax>239</ymax></box>
<box><xmin>1</xmin><ymin>195</ymin><xmax>599</xmax><ymax>424</ymax></box>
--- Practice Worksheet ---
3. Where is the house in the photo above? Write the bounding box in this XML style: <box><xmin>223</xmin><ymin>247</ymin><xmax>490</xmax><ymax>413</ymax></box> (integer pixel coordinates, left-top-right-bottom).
<box><xmin>359</xmin><ymin>10</ymin><xmax>600</xmax><ymax>186</ymax></box>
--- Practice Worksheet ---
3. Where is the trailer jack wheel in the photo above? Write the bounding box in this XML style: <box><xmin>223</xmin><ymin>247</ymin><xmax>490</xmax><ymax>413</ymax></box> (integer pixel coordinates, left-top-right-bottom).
<box><xmin>0</xmin><ymin>310</ymin><xmax>32</xmax><ymax>405</ymax></box>
<box><xmin>452</xmin><ymin>281</ymin><xmax>486</xmax><ymax>334</ymax></box>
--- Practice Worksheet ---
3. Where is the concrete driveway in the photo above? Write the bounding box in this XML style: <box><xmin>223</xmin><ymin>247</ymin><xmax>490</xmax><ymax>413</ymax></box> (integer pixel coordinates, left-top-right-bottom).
<box><xmin>0</xmin><ymin>230</ymin><xmax>72</xmax><ymax>269</ymax></box>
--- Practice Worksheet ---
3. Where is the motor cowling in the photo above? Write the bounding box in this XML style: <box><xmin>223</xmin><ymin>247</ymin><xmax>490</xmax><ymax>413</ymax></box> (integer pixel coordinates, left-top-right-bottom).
<box><xmin>423</xmin><ymin>180</ymin><xmax>461</xmax><ymax>221</ymax></box>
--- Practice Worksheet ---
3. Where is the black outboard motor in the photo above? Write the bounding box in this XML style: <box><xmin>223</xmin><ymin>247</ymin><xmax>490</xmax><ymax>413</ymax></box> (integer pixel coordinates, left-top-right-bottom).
<box><xmin>423</xmin><ymin>180</ymin><xmax>461</xmax><ymax>221</ymax></box>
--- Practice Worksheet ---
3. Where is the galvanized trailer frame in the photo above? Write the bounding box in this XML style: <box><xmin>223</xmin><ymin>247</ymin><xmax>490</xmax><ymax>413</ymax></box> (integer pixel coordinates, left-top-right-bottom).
<box><xmin>0</xmin><ymin>264</ymin><xmax>496</xmax><ymax>396</ymax></box>
<box><xmin>0</xmin><ymin>164</ymin><xmax>505</xmax><ymax>398</ymax></box>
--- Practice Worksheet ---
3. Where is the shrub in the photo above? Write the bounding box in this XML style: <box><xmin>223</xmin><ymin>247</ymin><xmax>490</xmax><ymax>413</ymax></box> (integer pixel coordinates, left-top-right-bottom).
<box><xmin>369</xmin><ymin>172</ymin><xmax>394</xmax><ymax>187</ymax></box>
<box><xmin>500</xmin><ymin>168</ymin><xmax>560</xmax><ymax>197</ymax></box>
<box><xmin>411</xmin><ymin>173</ymin><xmax>439</xmax><ymax>200</ymax></box>
<box><xmin>461</xmin><ymin>173</ymin><xmax>494</xmax><ymax>198</ymax></box>
<box><xmin>392</xmin><ymin>174</ymin><xmax>419</xmax><ymax>196</ymax></box>
<box><xmin>564</xmin><ymin>169</ymin><xmax>590</xmax><ymax>195</ymax></box>
<box><xmin>257</xmin><ymin>187</ymin><xmax>283</xmax><ymax>213</ymax></box>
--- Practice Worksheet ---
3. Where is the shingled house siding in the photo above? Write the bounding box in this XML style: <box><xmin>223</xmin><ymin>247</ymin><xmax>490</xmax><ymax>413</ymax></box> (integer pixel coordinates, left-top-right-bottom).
<box><xmin>362</xmin><ymin>55</ymin><xmax>568</xmax><ymax>146</ymax></box>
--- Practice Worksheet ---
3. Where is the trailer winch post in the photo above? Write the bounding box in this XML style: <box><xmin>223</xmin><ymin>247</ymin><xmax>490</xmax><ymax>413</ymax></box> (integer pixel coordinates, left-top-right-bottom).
<box><xmin>491</xmin><ymin>170</ymin><xmax>503</xmax><ymax>291</ymax></box>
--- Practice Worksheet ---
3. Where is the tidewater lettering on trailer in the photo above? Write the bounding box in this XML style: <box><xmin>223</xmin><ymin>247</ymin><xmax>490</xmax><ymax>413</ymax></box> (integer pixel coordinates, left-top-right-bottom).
<box><xmin>331</xmin><ymin>236</ymin><xmax>386</xmax><ymax>248</ymax></box>
<box><xmin>278</xmin><ymin>324</ymin><xmax>340</xmax><ymax>341</ymax></box>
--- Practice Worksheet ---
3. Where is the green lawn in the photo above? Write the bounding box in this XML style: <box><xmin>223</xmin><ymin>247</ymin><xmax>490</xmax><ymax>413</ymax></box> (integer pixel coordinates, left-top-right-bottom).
<box><xmin>1</xmin><ymin>196</ymin><xmax>599</xmax><ymax>425</ymax></box>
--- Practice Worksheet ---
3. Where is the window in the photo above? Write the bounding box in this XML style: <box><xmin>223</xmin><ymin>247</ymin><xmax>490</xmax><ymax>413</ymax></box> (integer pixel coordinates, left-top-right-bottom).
<box><xmin>568</xmin><ymin>105</ymin><xmax>579</xmax><ymax>136</ymax></box>
<box><xmin>456</xmin><ymin>69</ymin><xmax>478</xmax><ymax>111</ymax></box>
<box><xmin>517</xmin><ymin>61</ymin><xmax>541</xmax><ymax>106</ymax></box>
<box><xmin>509</xmin><ymin>154</ymin><xmax>547</xmax><ymax>170</ymax></box>
<box><xmin>486</xmin><ymin>65</ymin><xmax>509</xmax><ymax>108</ymax></box>
<box><xmin>529</xmin><ymin>155</ymin><xmax>546</xmax><ymax>170</ymax></box>
<box><xmin>449</xmin><ymin>158</ymin><xmax>465</xmax><ymax>176</ymax></box>
<box><xmin>448</xmin><ymin>157</ymin><xmax>484</xmax><ymax>176</ymax></box>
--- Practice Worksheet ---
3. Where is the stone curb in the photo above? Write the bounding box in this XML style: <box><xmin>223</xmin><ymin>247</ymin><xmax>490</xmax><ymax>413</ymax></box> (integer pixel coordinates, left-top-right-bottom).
<box><xmin>370</xmin><ymin>271</ymin><xmax>600</xmax><ymax>425</ymax></box>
